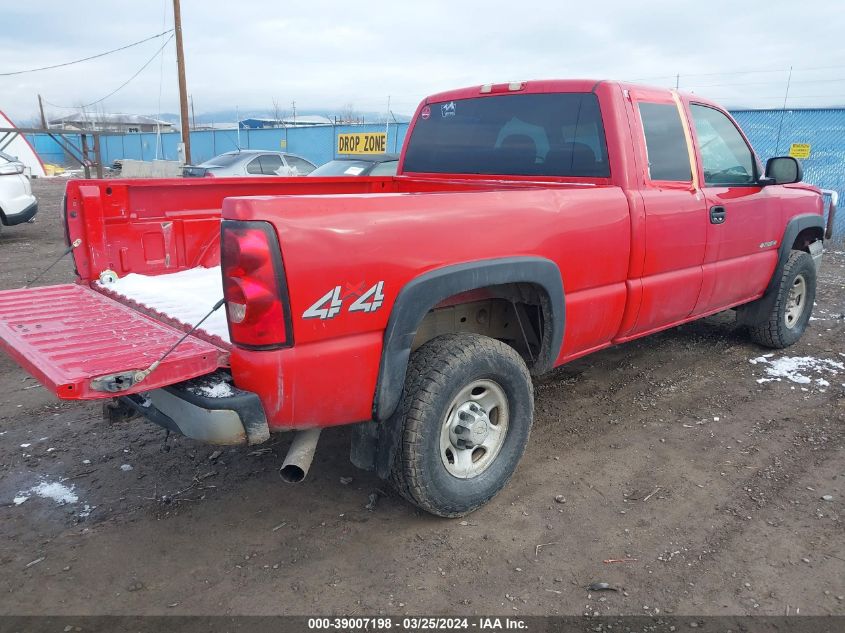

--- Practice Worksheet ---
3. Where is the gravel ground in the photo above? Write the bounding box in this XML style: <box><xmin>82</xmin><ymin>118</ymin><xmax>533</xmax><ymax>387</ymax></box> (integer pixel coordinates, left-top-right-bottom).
<box><xmin>0</xmin><ymin>178</ymin><xmax>843</xmax><ymax>616</ymax></box>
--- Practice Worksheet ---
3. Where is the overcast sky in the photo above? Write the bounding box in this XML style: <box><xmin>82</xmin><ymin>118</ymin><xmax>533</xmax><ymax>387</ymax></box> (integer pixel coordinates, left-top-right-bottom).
<box><xmin>2</xmin><ymin>0</ymin><xmax>845</xmax><ymax>122</ymax></box>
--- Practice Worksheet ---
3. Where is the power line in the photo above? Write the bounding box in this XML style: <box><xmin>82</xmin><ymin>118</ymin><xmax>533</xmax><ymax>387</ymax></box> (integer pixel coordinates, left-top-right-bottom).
<box><xmin>631</xmin><ymin>63</ymin><xmax>845</xmax><ymax>83</ymax></box>
<box><xmin>0</xmin><ymin>29</ymin><xmax>174</xmax><ymax>77</ymax></box>
<box><xmin>681</xmin><ymin>77</ymin><xmax>845</xmax><ymax>89</ymax></box>
<box><xmin>44</xmin><ymin>34</ymin><xmax>174</xmax><ymax>110</ymax></box>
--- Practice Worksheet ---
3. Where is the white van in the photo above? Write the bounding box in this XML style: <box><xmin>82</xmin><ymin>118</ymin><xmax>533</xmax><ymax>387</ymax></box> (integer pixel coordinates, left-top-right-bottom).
<box><xmin>0</xmin><ymin>151</ymin><xmax>38</xmax><ymax>231</ymax></box>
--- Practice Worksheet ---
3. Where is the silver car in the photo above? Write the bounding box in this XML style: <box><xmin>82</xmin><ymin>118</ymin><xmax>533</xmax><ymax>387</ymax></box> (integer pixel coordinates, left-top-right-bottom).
<box><xmin>183</xmin><ymin>150</ymin><xmax>316</xmax><ymax>178</ymax></box>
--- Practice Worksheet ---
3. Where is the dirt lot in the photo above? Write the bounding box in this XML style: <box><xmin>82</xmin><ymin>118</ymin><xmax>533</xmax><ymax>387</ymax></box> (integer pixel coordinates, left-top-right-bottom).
<box><xmin>0</xmin><ymin>178</ymin><xmax>843</xmax><ymax>616</ymax></box>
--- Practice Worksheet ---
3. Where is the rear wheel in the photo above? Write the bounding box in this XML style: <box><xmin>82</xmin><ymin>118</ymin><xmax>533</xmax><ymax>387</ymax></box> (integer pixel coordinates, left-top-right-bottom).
<box><xmin>748</xmin><ymin>249</ymin><xmax>816</xmax><ymax>348</ymax></box>
<box><xmin>389</xmin><ymin>333</ymin><xmax>533</xmax><ymax>517</ymax></box>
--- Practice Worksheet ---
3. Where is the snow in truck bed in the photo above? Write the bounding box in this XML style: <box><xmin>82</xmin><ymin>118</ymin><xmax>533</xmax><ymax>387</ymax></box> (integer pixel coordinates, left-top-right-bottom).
<box><xmin>98</xmin><ymin>266</ymin><xmax>229</xmax><ymax>343</ymax></box>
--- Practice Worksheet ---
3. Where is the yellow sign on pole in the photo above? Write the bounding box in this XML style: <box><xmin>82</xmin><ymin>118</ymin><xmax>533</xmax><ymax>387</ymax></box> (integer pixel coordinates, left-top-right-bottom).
<box><xmin>788</xmin><ymin>143</ymin><xmax>811</xmax><ymax>159</ymax></box>
<box><xmin>337</xmin><ymin>132</ymin><xmax>387</xmax><ymax>155</ymax></box>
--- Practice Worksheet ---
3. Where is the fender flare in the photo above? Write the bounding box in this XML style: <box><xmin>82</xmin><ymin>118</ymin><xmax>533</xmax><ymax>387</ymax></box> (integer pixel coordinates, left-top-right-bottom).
<box><xmin>736</xmin><ymin>213</ymin><xmax>824</xmax><ymax>325</ymax></box>
<box><xmin>372</xmin><ymin>256</ymin><xmax>565</xmax><ymax>423</ymax></box>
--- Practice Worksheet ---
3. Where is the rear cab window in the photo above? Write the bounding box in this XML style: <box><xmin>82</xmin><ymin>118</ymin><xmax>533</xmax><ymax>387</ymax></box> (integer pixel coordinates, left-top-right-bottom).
<box><xmin>403</xmin><ymin>92</ymin><xmax>610</xmax><ymax>178</ymax></box>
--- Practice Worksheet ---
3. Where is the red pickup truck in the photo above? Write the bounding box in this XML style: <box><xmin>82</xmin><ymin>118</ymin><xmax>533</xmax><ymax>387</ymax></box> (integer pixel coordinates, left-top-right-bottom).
<box><xmin>0</xmin><ymin>80</ymin><xmax>832</xmax><ymax>517</ymax></box>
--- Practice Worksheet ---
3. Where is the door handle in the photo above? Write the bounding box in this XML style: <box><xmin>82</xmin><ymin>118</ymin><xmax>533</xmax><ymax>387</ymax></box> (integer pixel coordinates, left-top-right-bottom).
<box><xmin>709</xmin><ymin>205</ymin><xmax>727</xmax><ymax>225</ymax></box>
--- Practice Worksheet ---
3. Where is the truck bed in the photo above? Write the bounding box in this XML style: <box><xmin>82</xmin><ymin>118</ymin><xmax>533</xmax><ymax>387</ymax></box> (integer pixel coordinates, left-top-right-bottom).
<box><xmin>97</xmin><ymin>266</ymin><xmax>229</xmax><ymax>345</ymax></box>
<box><xmin>0</xmin><ymin>174</ymin><xmax>619</xmax><ymax>406</ymax></box>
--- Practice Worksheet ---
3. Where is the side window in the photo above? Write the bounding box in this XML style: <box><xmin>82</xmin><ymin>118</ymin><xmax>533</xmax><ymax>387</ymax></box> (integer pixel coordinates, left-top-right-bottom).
<box><xmin>690</xmin><ymin>105</ymin><xmax>756</xmax><ymax>185</ymax></box>
<box><xmin>246</xmin><ymin>157</ymin><xmax>263</xmax><ymax>174</ymax></box>
<box><xmin>259</xmin><ymin>154</ymin><xmax>284</xmax><ymax>175</ymax></box>
<box><xmin>285</xmin><ymin>155</ymin><xmax>315</xmax><ymax>175</ymax></box>
<box><xmin>638</xmin><ymin>102</ymin><xmax>691</xmax><ymax>182</ymax></box>
<box><xmin>369</xmin><ymin>160</ymin><xmax>398</xmax><ymax>176</ymax></box>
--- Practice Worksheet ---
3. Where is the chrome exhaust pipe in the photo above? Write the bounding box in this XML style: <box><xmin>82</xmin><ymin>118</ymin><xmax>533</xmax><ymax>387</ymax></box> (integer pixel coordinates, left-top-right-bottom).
<box><xmin>279</xmin><ymin>428</ymin><xmax>322</xmax><ymax>483</ymax></box>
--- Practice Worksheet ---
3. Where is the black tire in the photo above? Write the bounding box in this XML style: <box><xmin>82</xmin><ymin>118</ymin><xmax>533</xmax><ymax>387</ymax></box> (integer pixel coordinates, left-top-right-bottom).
<box><xmin>748</xmin><ymin>249</ymin><xmax>816</xmax><ymax>348</ymax></box>
<box><xmin>388</xmin><ymin>333</ymin><xmax>533</xmax><ymax>517</ymax></box>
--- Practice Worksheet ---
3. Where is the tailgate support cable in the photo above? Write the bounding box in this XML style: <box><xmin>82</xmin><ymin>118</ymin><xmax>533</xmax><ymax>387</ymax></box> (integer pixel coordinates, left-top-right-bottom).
<box><xmin>24</xmin><ymin>239</ymin><xmax>82</xmax><ymax>288</ymax></box>
<box><xmin>132</xmin><ymin>298</ymin><xmax>226</xmax><ymax>386</ymax></box>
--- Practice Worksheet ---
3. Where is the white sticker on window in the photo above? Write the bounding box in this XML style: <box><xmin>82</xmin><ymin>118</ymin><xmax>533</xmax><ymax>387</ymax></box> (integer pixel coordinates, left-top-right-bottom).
<box><xmin>344</xmin><ymin>166</ymin><xmax>365</xmax><ymax>175</ymax></box>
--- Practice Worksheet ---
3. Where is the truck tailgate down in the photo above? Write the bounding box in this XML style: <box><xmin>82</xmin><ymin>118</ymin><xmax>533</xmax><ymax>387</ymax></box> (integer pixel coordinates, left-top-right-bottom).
<box><xmin>0</xmin><ymin>284</ymin><xmax>227</xmax><ymax>399</ymax></box>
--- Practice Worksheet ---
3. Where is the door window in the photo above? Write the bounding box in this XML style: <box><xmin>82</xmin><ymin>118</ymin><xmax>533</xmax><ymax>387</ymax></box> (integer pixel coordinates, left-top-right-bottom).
<box><xmin>246</xmin><ymin>157</ymin><xmax>263</xmax><ymax>174</ymax></box>
<box><xmin>638</xmin><ymin>102</ymin><xmax>691</xmax><ymax>182</ymax></box>
<box><xmin>259</xmin><ymin>154</ymin><xmax>284</xmax><ymax>175</ymax></box>
<box><xmin>369</xmin><ymin>160</ymin><xmax>399</xmax><ymax>176</ymax></box>
<box><xmin>690</xmin><ymin>105</ymin><xmax>756</xmax><ymax>185</ymax></box>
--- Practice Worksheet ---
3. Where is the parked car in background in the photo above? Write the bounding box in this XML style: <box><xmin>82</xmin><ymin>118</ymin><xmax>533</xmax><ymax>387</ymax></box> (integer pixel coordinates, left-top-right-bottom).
<box><xmin>309</xmin><ymin>154</ymin><xmax>399</xmax><ymax>177</ymax></box>
<box><xmin>0</xmin><ymin>151</ymin><xmax>37</xmax><ymax>231</ymax></box>
<box><xmin>182</xmin><ymin>150</ymin><xmax>316</xmax><ymax>178</ymax></box>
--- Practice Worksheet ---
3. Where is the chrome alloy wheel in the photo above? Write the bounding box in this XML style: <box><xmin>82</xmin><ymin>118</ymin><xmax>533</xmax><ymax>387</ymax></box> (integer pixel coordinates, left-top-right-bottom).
<box><xmin>784</xmin><ymin>274</ymin><xmax>807</xmax><ymax>329</ymax></box>
<box><xmin>439</xmin><ymin>379</ymin><xmax>509</xmax><ymax>479</ymax></box>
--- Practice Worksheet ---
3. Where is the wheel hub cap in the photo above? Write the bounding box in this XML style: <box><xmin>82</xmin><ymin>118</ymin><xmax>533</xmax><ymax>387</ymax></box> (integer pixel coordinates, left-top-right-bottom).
<box><xmin>449</xmin><ymin>402</ymin><xmax>491</xmax><ymax>449</ymax></box>
<box><xmin>439</xmin><ymin>379</ymin><xmax>509</xmax><ymax>479</ymax></box>
<box><xmin>784</xmin><ymin>274</ymin><xmax>807</xmax><ymax>329</ymax></box>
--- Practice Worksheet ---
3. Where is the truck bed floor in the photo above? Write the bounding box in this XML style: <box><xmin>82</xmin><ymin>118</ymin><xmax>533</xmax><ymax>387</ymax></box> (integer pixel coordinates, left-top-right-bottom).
<box><xmin>97</xmin><ymin>266</ymin><xmax>229</xmax><ymax>344</ymax></box>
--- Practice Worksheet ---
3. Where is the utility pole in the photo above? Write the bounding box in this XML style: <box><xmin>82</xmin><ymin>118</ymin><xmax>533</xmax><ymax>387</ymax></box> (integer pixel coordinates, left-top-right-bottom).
<box><xmin>37</xmin><ymin>94</ymin><xmax>47</xmax><ymax>129</ymax></box>
<box><xmin>291</xmin><ymin>100</ymin><xmax>296</xmax><ymax>125</ymax></box>
<box><xmin>173</xmin><ymin>0</ymin><xmax>191</xmax><ymax>164</ymax></box>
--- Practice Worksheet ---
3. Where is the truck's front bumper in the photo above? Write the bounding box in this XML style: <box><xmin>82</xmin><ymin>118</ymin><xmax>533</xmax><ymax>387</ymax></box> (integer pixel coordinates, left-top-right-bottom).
<box><xmin>118</xmin><ymin>372</ymin><xmax>270</xmax><ymax>445</ymax></box>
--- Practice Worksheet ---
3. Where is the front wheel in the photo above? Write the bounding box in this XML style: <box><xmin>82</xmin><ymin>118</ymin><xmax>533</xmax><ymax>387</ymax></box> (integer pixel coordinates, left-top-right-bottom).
<box><xmin>748</xmin><ymin>249</ymin><xmax>817</xmax><ymax>348</ymax></box>
<box><xmin>389</xmin><ymin>333</ymin><xmax>534</xmax><ymax>517</ymax></box>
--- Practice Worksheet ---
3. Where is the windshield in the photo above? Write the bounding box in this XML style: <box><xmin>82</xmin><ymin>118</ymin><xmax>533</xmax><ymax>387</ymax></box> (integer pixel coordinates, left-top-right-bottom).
<box><xmin>0</xmin><ymin>150</ymin><xmax>18</xmax><ymax>164</ymax></box>
<box><xmin>403</xmin><ymin>92</ymin><xmax>609</xmax><ymax>177</ymax></box>
<box><xmin>200</xmin><ymin>153</ymin><xmax>244</xmax><ymax>167</ymax></box>
<box><xmin>310</xmin><ymin>160</ymin><xmax>375</xmax><ymax>176</ymax></box>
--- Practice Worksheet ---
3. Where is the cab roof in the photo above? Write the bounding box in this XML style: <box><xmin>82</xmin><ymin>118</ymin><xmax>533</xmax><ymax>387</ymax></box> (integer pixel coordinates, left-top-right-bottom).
<box><xmin>423</xmin><ymin>79</ymin><xmax>721</xmax><ymax>110</ymax></box>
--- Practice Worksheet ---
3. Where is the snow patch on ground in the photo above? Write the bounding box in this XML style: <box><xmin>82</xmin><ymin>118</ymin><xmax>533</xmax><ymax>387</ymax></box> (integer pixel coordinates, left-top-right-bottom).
<box><xmin>188</xmin><ymin>381</ymin><xmax>235</xmax><ymax>398</ymax></box>
<box><xmin>750</xmin><ymin>355</ymin><xmax>844</xmax><ymax>386</ymax></box>
<box><xmin>15</xmin><ymin>480</ymin><xmax>78</xmax><ymax>506</ymax></box>
<box><xmin>98</xmin><ymin>266</ymin><xmax>229</xmax><ymax>343</ymax></box>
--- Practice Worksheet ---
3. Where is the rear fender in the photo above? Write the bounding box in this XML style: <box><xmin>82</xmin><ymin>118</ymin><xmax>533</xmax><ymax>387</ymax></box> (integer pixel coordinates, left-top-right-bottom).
<box><xmin>362</xmin><ymin>257</ymin><xmax>564</xmax><ymax>478</ymax></box>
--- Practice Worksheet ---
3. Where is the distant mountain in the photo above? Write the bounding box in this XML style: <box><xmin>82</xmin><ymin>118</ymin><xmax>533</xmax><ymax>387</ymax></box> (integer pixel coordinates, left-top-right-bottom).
<box><xmin>157</xmin><ymin>109</ymin><xmax>412</xmax><ymax>125</ymax></box>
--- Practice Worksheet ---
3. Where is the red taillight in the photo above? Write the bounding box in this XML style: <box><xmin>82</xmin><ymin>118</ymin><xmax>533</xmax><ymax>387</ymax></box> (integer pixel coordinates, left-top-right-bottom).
<box><xmin>221</xmin><ymin>220</ymin><xmax>291</xmax><ymax>348</ymax></box>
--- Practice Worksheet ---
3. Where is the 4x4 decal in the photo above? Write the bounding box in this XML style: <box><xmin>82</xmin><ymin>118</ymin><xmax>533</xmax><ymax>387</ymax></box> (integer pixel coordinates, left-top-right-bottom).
<box><xmin>302</xmin><ymin>282</ymin><xmax>385</xmax><ymax>320</ymax></box>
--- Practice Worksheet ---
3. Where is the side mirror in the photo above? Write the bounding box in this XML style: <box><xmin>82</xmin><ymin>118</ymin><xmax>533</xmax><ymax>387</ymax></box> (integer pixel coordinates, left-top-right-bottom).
<box><xmin>764</xmin><ymin>156</ymin><xmax>803</xmax><ymax>185</ymax></box>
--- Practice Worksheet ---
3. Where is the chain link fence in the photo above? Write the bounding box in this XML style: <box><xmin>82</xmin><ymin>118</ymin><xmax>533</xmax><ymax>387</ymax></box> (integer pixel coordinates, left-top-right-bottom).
<box><xmin>732</xmin><ymin>108</ymin><xmax>844</xmax><ymax>243</ymax></box>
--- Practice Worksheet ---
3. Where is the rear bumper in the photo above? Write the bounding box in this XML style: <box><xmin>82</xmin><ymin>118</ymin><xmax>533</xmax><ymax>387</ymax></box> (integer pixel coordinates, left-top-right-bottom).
<box><xmin>2</xmin><ymin>199</ymin><xmax>38</xmax><ymax>225</ymax></box>
<box><xmin>119</xmin><ymin>371</ymin><xmax>270</xmax><ymax>445</ymax></box>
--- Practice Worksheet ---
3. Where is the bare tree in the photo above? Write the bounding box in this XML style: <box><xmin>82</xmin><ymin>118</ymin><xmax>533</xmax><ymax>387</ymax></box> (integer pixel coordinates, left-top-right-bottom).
<box><xmin>338</xmin><ymin>102</ymin><xmax>361</xmax><ymax>125</ymax></box>
<box><xmin>271</xmin><ymin>98</ymin><xmax>282</xmax><ymax>126</ymax></box>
